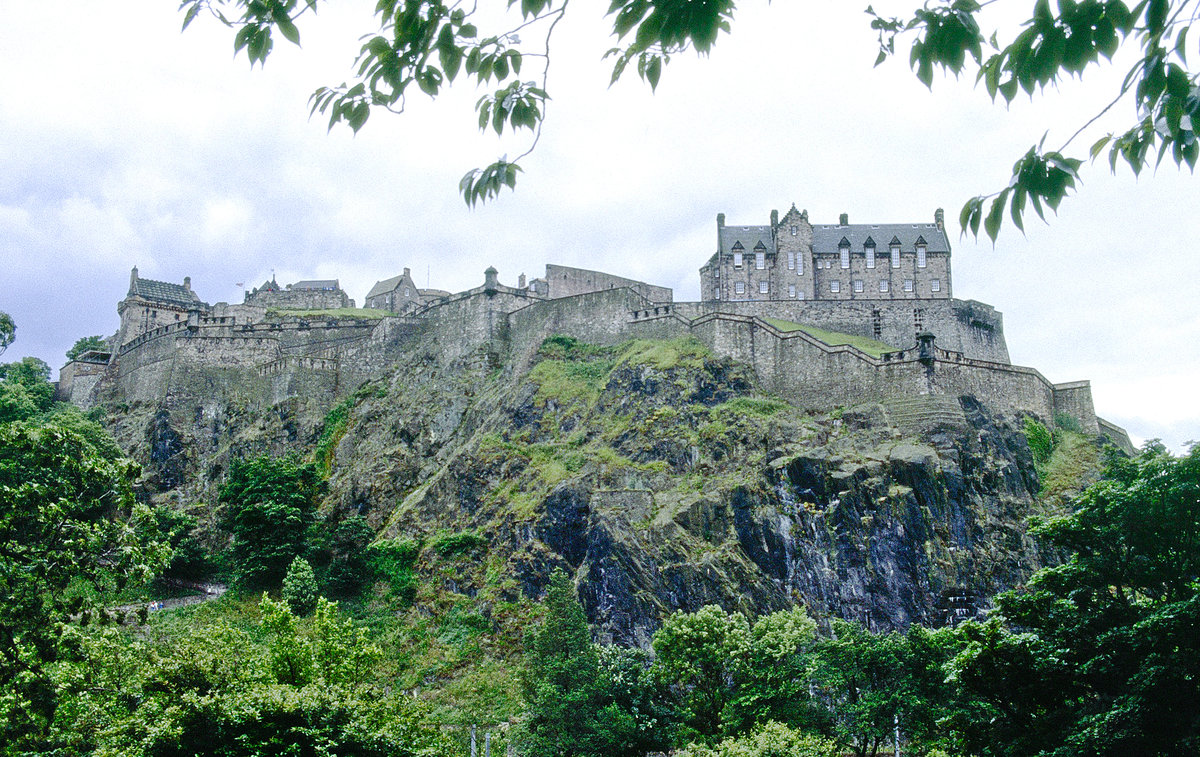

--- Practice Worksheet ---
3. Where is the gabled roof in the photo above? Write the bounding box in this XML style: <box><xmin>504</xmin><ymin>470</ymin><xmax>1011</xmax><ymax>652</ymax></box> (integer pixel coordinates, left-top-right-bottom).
<box><xmin>129</xmin><ymin>276</ymin><xmax>202</xmax><ymax>306</ymax></box>
<box><xmin>291</xmin><ymin>280</ymin><xmax>340</xmax><ymax>290</ymax></box>
<box><xmin>812</xmin><ymin>223</ymin><xmax>951</xmax><ymax>253</ymax></box>
<box><xmin>719</xmin><ymin>225</ymin><xmax>773</xmax><ymax>254</ymax></box>
<box><xmin>366</xmin><ymin>274</ymin><xmax>405</xmax><ymax>299</ymax></box>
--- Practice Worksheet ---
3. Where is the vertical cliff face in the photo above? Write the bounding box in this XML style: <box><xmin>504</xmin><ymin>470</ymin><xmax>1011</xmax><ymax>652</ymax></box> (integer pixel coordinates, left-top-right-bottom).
<box><xmin>103</xmin><ymin>336</ymin><xmax>1053</xmax><ymax>645</ymax></box>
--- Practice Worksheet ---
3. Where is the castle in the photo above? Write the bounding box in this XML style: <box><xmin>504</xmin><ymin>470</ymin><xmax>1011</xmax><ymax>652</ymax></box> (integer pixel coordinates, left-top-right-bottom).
<box><xmin>56</xmin><ymin>204</ymin><xmax>1131</xmax><ymax>450</ymax></box>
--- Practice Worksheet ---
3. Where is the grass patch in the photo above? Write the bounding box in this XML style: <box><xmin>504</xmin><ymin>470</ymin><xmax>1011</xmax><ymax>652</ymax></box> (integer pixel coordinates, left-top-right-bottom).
<box><xmin>761</xmin><ymin>317</ymin><xmax>894</xmax><ymax>357</ymax></box>
<box><xmin>431</xmin><ymin>530</ymin><xmax>489</xmax><ymax>558</ymax></box>
<box><xmin>1039</xmin><ymin>430</ymin><xmax>1101</xmax><ymax>504</ymax></box>
<box><xmin>616</xmin><ymin>337</ymin><xmax>712</xmax><ymax>370</ymax></box>
<box><xmin>265</xmin><ymin>307</ymin><xmax>389</xmax><ymax>320</ymax></box>
<box><xmin>712</xmin><ymin>396</ymin><xmax>790</xmax><ymax>418</ymax></box>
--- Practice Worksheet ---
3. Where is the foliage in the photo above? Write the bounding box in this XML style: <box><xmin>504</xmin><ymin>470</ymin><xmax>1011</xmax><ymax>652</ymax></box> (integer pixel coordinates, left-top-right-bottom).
<box><xmin>282</xmin><ymin>556</ymin><xmax>320</xmax><ymax>615</ymax></box>
<box><xmin>0</xmin><ymin>356</ymin><xmax>54</xmax><ymax>414</ymax></box>
<box><xmin>675</xmin><ymin>721</ymin><xmax>840</xmax><ymax>757</ymax></box>
<box><xmin>946</xmin><ymin>444</ymin><xmax>1200</xmax><ymax>755</ymax></box>
<box><xmin>0</xmin><ymin>311</ymin><xmax>13</xmax><ymax>356</ymax></box>
<box><xmin>1023</xmin><ymin>417</ymin><xmax>1054</xmax><ymax>465</ymax></box>
<box><xmin>219</xmin><ymin>454</ymin><xmax>325</xmax><ymax>590</ymax></box>
<box><xmin>316</xmin><ymin>513</ymin><xmax>376</xmax><ymax>596</ymax></box>
<box><xmin>520</xmin><ymin>568</ymin><xmax>664</xmax><ymax>756</ymax></box>
<box><xmin>431</xmin><ymin>529</ymin><xmax>489</xmax><ymax>557</ymax></box>
<box><xmin>0</xmin><ymin>418</ymin><xmax>169</xmax><ymax>748</ymax></box>
<box><xmin>652</xmin><ymin>605</ymin><xmax>816</xmax><ymax>741</ymax></box>
<box><xmin>870</xmin><ymin>0</ymin><xmax>1200</xmax><ymax>240</ymax></box>
<box><xmin>46</xmin><ymin>596</ymin><xmax>449</xmax><ymax>756</ymax></box>
<box><xmin>65</xmin><ymin>335</ymin><xmax>106</xmax><ymax>361</ymax></box>
<box><xmin>367</xmin><ymin>537</ymin><xmax>420</xmax><ymax>603</ymax></box>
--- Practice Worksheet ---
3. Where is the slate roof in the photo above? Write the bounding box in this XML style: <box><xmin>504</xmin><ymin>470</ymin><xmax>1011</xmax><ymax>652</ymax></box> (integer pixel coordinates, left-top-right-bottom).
<box><xmin>291</xmin><ymin>280</ymin><xmax>340</xmax><ymax>290</ymax></box>
<box><xmin>129</xmin><ymin>276</ymin><xmax>203</xmax><ymax>306</ymax></box>
<box><xmin>812</xmin><ymin>223</ymin><xmax>949</xmax><ymax>253</ymax></box>
<box><xmin>719</xmin><ymin>225</ymin><xmax>774</xmax><ymax>254</ymax></box>
<box><xmin>366</xmin><ymin>275</ymin><xmax>404</xmax><ymax>299</ymax></box>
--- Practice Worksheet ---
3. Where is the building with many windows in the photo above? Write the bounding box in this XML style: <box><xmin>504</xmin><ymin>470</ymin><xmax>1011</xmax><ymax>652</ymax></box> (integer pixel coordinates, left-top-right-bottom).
<box><xmin>700</xmin><ymin>205</ymin><xmax>951</xmax><ymax>303</ymax></box>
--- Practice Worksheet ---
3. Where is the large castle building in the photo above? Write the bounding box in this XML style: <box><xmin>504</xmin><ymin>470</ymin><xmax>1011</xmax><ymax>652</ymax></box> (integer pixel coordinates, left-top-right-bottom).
<box><xmin>701</xmin><ymin>206</ymin><xmax>951</xmax><ymax>303</ymax></box>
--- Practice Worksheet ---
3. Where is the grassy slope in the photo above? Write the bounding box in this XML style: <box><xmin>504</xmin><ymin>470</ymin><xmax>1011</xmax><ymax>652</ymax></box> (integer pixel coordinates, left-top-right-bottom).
<box><xmin>760</xmin><ymin>316</ymin><xmax>894</xmax><ymax>357</ymax></box>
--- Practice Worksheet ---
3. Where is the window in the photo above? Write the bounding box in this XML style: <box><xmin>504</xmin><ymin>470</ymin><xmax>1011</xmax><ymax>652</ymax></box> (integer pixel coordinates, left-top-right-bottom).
<box><xmin>733</xmin><ymin>252</ymin><xmax>743</xmax><ymax>268</ymax></box>
<box><xmin>789</xmin><ymin>284</ymin><xmax>796</xmax><ymax>298</ymax></box>
<box><xmin>759</xmin><ymin>281</ymin><xmax>769</xmax><ymax>294</ymax></box>
<box><xmin>866</xmin><ymin>246</ymin><xmax>875</xmax><ymax>268</ymax></box>
<box><xmin>840</xmin><ymin>248</ymin><xmax>850</xmax><ymax>268</ymax></box>
<box><xmin>891</xmin><ymin>246</ymin><xmax>901</xmax><ymax>268</ymax></box>
<box><xmin>853</xmin><ymin>280</ymin><xmax>864</xmax><ymax>293</ymax></box>
<box><xmin>904</xmin><ymin>279</ymin><xmax>914</xmax><ymax>292</ymax></box>
<box><xmin>714</xmin><ymin>288</ymin><xmax>721</xmax><ymax>299</ymax></box>
<box><xmin>714</xmin><ymin>268</ymin><xmax>719</xmax><ymax>278</ymax></box>
<box><xmin>797</xmin><ymin>254</ymin><xmax>803</xmax><ymax>275</ymax></box>
<box><xmin>797</xmin><ymin>291</ymin><xmax>805</xmax><ymax>300</ymax></box>
<box><xmin>787</xmin><ymin>251</ymin><xmax>795</xmax><ymax>270</ymax></box>
<box><xmin>879</xmin><ymin>280</ymin><xmax>889</xmax><ymax>293</ymax></box>
<box><xmin>830</xmin><ymin>281</ymin><xmax>841</xmax><ymax>293</ymax></box>
<box><xmin>403</xmin><ymin>287</ymin><xmax>410</xmax><ymax>297</ymax></box>
<box><xmin>917</xmin><ymin>245</ymin><xmax>927</xmax><ymax>268</ymax></box>
<box><xmin>790</xmin><ymin>225</ymin><xmax>798</xmax><ymax>236</ymax></box>
<box><xmin>931</xmin><ymin>279</ymin><xmax>941</xmax><ymax>292</ymax></box>
<box><xmin>735</xmin><ymin>281</ymin><xmax>745</xmax><ymax>294</ymax></box>
<box><xmin>755</xmin><ymin>251</ymin><xmax>765</xmax><ymax>269</ymax></box>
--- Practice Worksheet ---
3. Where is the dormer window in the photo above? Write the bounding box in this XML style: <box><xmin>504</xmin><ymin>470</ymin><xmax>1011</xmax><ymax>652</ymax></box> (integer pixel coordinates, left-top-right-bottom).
<box><xmin>839</xmin><ymin>237</ymin><xmax>851</xmax><ymax>269</ymax></box>
<box><xmin>865</xmin><ymin>239</ymin><xmax>876</xmax><ymax>269</ymax></box>
<box><xmin>891</xmin><ymin>245</ymin><xmax>901</xmax><ymax>268</ymax></box>
<box><xmin>755</xmin><ymin>251</ymin><xmax>765</xmax><ymax>269</ymax></box>
<box><xmin>733</xmin><ymin>251</ymin><xmax>743</xmax><ymax>268</ymax></box>
<box><xmin>917</xmin><ymin>244</ymin><xmax>927</xmax><ymax>268</ymax></box>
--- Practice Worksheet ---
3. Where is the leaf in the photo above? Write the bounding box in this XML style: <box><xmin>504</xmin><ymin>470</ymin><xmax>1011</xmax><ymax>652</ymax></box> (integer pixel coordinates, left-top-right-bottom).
<box><xmin>272</xmin><ymin>7</ymin><xmax>301</xmax><ymax>45</ymax></box>
<box><xmin>645</xmin><ymin>55</ymin><xmax>662</xmax><ymax>91</ymax></box>
<box><xmin>181</xmin><ymin>3</ymin><xmax>202</xmax><ymax>31</ymax></box>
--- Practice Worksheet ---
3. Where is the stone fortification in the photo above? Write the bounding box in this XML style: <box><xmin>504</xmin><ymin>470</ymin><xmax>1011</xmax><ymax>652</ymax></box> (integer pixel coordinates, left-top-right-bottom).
<box><xmin>59</xmin><ymin>204</ymin><xmax>1128</xmax><ymax>452</ymax></box>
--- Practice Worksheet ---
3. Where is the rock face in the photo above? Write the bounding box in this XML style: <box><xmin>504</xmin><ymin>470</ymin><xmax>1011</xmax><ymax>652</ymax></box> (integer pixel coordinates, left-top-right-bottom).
<box><xmin>103</xmin><ymin>336</ymin><xmax>1049</xmax><ymax>646</ymax></box>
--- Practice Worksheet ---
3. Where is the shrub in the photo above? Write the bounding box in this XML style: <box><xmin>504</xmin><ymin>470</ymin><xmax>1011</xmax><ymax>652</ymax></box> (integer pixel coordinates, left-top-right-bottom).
<box><xmin>282</xmin><ymin>557</ymin><xmax>319</xmax><ymax>616</ymax></box>
<box><xmin>1023</xmin><ymin>418</ymin><xmax>1054</xmax><ymax>465</ymax></box>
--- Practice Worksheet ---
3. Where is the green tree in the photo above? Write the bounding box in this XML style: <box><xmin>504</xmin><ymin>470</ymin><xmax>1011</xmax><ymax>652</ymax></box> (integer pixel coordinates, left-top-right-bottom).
<box><xmin>521</xmin><ymin>568</ymin><xmax>603</xmax><ymax>756</ymax></box>
<box><xmin>0</xmin><ymin>312</ymin><xmax>13</xmax><ymax>356</ymax></box>
<box><xmin>0</xmin><ymin>356</ymin><xmax>54</xmax><ymax>413</ymax></box>
<box><xmin>64</xmin><ymin>335</ymin><xmax>106</xmax><ymax>361</ymax></box>
<box><xmin>946</xmin><ymin>444</ymin><xmax>1200</xmax><ymax>756</ymax></box>
<box><xmin>675</xmin><ymin>721</ymin><xmax>840</xmax><ymax>757</ymax></box>
<box><xmin>219</xmin><ymin>454</ymin><xmax>324</xmax><ymax>591</ymax></box>
<box><xmin>652</xmin><ymin>604</ymin><xmax>816</xmax><ymax>742</ymax></box>
<box><xmin>0</xmin><ymin>419</ymin><xmax>168</xmax><ymax>747</ymax></box>
<box><xmin>48</xmin><ymin>596</ymin><xmax>448</xmax><ymax>756</ymax></box>
<box><xmin>183</xmin><ymin>0</ymin><xmax>1200</xmax><ymax>226</ymax></box>
<box><xmin>282</xmin><ymin>556</ymin><xmax>320</xmax><ymax>615</ymax></box>
<box><xmin>317</xmin><ymin>513</ymin><xmax>375</xmax><ymax>596</ymax></box>
<box><xmin>521</xmin><ymin>568</ymin><xmax>657</xmax><ymax>757</ymax></box>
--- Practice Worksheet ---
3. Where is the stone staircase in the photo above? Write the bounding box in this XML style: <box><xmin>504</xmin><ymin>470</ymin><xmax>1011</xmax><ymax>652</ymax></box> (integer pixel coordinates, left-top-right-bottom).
<box><xmin>883</xmin><ymin>395</ymin><xmax>968</xmax><ymax>436</ymax></box>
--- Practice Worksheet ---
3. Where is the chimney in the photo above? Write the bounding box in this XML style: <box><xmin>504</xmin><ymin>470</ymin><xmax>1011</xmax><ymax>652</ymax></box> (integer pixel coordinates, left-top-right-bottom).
<box><xmin>839</xmin><ymin>213</ymin><xmax>849</xmax><ymax>225</ymax></box>
<box><xmin>717</xmin><ymin>212</ymin><xmax>725</xmax><ymax>228</ymax></box>
<box><xmin>183</xmin><ymin>276</ymin><xmax>191</xmax><ymax>291</ymax></box>
<box><xmin>519</xmin><ymin>273</ymin><xmax>527</xmax><ymax>288</ymax></box>
<box><xmin>129</xmin><ymin>266</ymin><xmax>138</xmax><ymax>294</ymax></box>
<box><xmin>770</xmin><ymin>209</ymin><xmax>779</xmax><ymax>227</ymax></box>
<box><xmin>404</xmin><ymin>267</ymin><xmax>411</xmax><ymax>277</ymax></box>
<box><xmin>935</xmin><ymin>208</ymin><xmax>945</xmax><ymax>231</ymax></box>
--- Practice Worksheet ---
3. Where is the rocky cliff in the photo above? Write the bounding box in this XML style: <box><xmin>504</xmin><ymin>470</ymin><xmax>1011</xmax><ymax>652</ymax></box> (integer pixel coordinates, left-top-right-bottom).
<box><xmin>101</xmin><ymin>332</ymin><xmax>1058</xmax><ymax>647</ymax></box>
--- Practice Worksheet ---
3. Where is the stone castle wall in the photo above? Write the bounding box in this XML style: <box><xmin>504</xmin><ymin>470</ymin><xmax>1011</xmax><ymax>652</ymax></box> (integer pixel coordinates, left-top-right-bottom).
<box><xmin>542</xmin><ymin>265</ymin><xmax>672</xmax><ymax>303</ymax></box>
<box><xmin>245</xmin><ymin>288</ymin><xmax>352</xmax><ymax>310</ymax></box>
<box><xmin>670</xmin><ymin>298</ymin><xmax>1009</xmax><ymax>363</ymax></box>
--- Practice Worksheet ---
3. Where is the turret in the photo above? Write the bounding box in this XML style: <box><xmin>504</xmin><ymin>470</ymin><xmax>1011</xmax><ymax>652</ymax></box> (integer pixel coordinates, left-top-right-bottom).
<box><xmin>129</xmin><ymin>266</ymin><xmax>139</xmax><ymax>295</ymax></box>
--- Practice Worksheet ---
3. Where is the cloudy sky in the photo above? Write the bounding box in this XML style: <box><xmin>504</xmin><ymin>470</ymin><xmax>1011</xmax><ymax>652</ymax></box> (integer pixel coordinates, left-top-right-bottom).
<box><xmin>1</xmin><ymin>1</ymin><xmax>1196</xmax><ymax>450</ymax></box>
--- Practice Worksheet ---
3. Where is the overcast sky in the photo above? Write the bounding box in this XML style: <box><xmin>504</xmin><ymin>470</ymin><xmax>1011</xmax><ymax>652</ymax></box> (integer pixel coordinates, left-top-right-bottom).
<box><xmin>1</xmin><ymin>1</ymin><xmax>1196</xmax><ymax>450</ymax></box>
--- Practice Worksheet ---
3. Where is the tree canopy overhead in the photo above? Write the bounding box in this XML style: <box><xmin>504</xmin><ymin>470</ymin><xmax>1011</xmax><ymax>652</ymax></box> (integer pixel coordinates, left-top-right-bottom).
<box><xmin>181</xmin><ymin>0</ymin><xmax>1198</xmax><ymax>235</ymax></box>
